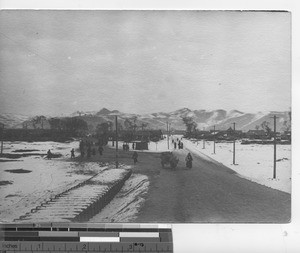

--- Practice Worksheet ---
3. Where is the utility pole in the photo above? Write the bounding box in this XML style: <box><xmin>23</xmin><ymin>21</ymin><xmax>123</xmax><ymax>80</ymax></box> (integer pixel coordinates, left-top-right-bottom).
<box><xmin>213</xmin><ymin>125</ymin><xmax>216</xmax><ymax>154</ymax></box>
<box><xmin>233</xmin><ymin>122</ymin><xmax>236</xmax><ymax>165</ymax></box>
<box><xmin>169</xmin><ymin>123</ymin><xmax>171</xmax><ymax>147</ymax></box>
<box><xmin>202</xmin><ymin>127</ymin><xmax>205</xmax><ymax>149</ymax></box>
<box><xmin>0</xmin><ymin>123</ymin><xmax>4</xmax><ymax>154</ymax></box>
<box><xmin>167</xmin><ymin>122</ymin><xmax>169</xmax><ymax>150</ymax></box>
<box><xmin>115</xmin><ymin>116</ymin><xmax>119</xmax><ymax>168</ymax></box>
<box><xmin>271</xmin><ymin>115</ymin><xmax>278</xmax><ymax>179</ymax></box>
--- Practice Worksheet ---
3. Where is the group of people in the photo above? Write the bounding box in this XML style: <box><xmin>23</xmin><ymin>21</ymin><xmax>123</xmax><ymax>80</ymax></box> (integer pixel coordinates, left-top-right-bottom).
<box><xmin>172</xmin><ymin>138</ymin><xmax>184</xmax><ymax>150</ymax></box>
<box><xmin>78</xmin><ymin>140</ymin><xmax>104</xmax><ymax>159</ymax></box>
<box><xmin>122</xmin><ymin>143</ymin><xmax>130</xmax><ymax>151</ymax></box>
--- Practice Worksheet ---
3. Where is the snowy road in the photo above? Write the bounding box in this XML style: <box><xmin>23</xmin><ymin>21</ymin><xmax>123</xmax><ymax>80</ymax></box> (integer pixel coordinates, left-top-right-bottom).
<box><xmin>133</xmin><ymin>147</ymin><xmax>290</xmax><ymax>223</ymax></box>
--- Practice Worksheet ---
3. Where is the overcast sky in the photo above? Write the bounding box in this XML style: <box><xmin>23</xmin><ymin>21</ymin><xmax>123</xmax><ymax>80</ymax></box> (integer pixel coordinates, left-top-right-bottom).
<box><xmin>0</xmin><ymin>11</ymin><xmax>291</xmax><ymax>116</ymax></box>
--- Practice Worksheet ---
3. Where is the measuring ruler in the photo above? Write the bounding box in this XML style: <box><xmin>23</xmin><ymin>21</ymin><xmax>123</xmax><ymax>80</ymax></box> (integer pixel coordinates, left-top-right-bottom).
<box><xmin>0</xmin><ymin>223</ymin><xmax>173</xmax><ymax>253</ymax></box>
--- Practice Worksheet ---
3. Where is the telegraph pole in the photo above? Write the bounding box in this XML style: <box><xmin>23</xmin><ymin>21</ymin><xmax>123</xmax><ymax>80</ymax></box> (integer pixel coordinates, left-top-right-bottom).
<box><xmin>202</xmin><ymin>127</ymin><xmax>205</xmax><ymax>149</ymax></box>
<box><xmin>115</xmin><ymin>116</ymin><xmax>119</xmax><ymax>168</ymax></box>
<box><xmin>167</xmin><ymin>122</ymin><xmax>169</xmax><ymax>150</ymax></box>
<box><xmin>213</xmin><ymin>125</ymin><xmax>216</xmax><ymax>154</ymax></box>
<box><xmin>233</xmin><ymin>122</ymin><xmax>236</xmax><ymax>165</ymax></box>
<box><xmin>0</xmin><ymin>123</ymin><xmax>4</xmax><ymax>154</ymax></box>
<box><xmin>271</xmin><ymin>115</ymin><xmax>278</xmax><ymax>179</ymax></box>
<box><xmin>169</xmin><ymin>123</ymin><xmax>171</xmax><ymax>143</ymax></box>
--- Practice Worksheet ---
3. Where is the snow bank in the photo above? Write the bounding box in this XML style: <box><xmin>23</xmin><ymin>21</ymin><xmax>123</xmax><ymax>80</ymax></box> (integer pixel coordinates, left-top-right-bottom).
<box><xmin>88</xmin><ymin>174</ymin><xmax>149</xmax><ymax>222</ymax></box>
<box><xmin>182</xmin><ymin>139</ymin><xmax>291</xmax><ymax>193</ymax></box>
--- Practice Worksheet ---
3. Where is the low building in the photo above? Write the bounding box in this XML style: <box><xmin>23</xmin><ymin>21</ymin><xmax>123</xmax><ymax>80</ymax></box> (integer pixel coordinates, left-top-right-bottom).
<box><xmin>118</xmin><ymin>130</ymin><xmax>163</xmax><ymax>142</ymax></box>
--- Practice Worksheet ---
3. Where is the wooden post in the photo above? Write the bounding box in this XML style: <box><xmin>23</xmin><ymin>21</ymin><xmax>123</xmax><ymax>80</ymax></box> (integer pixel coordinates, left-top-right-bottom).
<box><xmin>272</xmin><ymin>115</ymin><xmax>277</xmax><ymax>179</ymax></box>
<box><xmin>115</xmin><ymin>116</ymin><xmax>119</xmax><ymax>168</ymax></box>
<box><xmin>0</xmin><ymin>124</ymin><xmax>4</xmax><ymax>154</ymax></box>
<box><xmin>203</xmin><ymin>127</ymin><xmax>205</xmax><ymax>149</ymax></box>
<box><xmin>167</xmin><ymin>122</ymin><xmax>169</xmax><ymax>150</ymax></box>
<box><xmin>233</xmin><ymin>122</ymin><xmax>236</xmax><ymax>165</ymax></box>
<box><xmin>213</xmin><ymin>125</ymin><xmax>216</xmax><ymax>154</ymax></box>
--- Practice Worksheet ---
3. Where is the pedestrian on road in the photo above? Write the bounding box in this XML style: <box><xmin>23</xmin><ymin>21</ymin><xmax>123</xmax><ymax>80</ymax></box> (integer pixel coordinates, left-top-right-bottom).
<box><xmin>71</xmin><ymin>148</ymin><xmax>75</xmax><ymax>159</ymax></box>
<box><xmin>185</xmin><ymin>152</ymin><xmax>193</xmax><ymax>168</ymax></box>
<box><xmin>132</xmin><ymin>143</ymin><xmax>135</xmax><ymax>150</ymax></box>
<box><xmin>132</xmin><ymin>151</ymin><xmax>138</xmax><ymax>165</ymax></box>
<box><xmin>174</xmin><ymin>142</ymin><xmax>177</xmax><ymax>149</ymax></box>
<box><xmin>98</xmin><ymin>145</ymin><xmax>103</xmax><ymax>156</ymax></box>
<box><xmin>47</xmin><ymin>149</ymin><xmax>52</xmax><ymax>159</ymax></box>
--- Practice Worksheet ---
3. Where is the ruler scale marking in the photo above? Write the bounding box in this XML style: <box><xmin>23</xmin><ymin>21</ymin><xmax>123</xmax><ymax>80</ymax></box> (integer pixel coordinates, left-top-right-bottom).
<box><xmin>1</xmin><ymin>224</ymin><xmax>173</xmax><ymax>253</ymax></box>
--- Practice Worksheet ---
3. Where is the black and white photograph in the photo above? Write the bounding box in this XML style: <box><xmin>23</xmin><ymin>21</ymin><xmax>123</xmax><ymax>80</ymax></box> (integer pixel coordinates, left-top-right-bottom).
<box><xmin>0</xmin><ymin>10</ymin><xmax>291</xmax><ymax>224</ymax></box>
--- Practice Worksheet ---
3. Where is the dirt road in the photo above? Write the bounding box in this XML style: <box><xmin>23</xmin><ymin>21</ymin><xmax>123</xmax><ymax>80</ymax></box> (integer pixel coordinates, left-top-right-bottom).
<box><xmin>89</xmin><ymin>145</ymin><xmax>291</xmax><ymax>223</ymax></box>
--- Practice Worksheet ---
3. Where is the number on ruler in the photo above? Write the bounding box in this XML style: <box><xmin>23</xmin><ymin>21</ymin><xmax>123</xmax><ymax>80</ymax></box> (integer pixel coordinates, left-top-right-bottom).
<box><xmin>81</xmin><ymin>243</ymin><xmax>87</xmax><ymax>251</ymax></box>
<box><xmin>133</xmin><ymin>242</ymin><xmax>145</xmax><ymax>251</ymax></box>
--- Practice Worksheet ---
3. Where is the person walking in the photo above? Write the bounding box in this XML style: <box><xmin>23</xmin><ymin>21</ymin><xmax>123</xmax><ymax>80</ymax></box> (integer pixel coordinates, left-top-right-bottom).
<box><xmin>185</xmin><ymin>152</ymin><xmax>193</xmax><ymax>169</ymax></box>
<box><xmin>71</xmin><ymin>148</ymin><xmax>75</xmax><ymax>159</ymax></box>
<box><xmin>132</xmin><ymin>151</ymin><xmax>138</xmax><ymax>165</ymax></box>
<box><xmin>98</xmin><ymin>145</ymin><xmax>103</xmax><ymax>156</ymax></box>
<box><xmin>47</xmin><ymin>149</ymin><xmax>52</xmax><ymax>159</ymax></box>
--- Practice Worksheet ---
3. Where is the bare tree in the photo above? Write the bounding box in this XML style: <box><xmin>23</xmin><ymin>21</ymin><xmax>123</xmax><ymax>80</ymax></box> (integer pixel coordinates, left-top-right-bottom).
<box><xmin>182</xmin><ymin>116</ymin><xmax>197</xmax><ymax>136</ymax></box>
<box><xmin>141</xmin><ymin>122</ymin><xmax>148</xmax><ymax>131</ymax></box>
<box><xmin>261</xmin><ymin>121</ymin><xmax>272</xmax><ymax>137</ymax></box>
<box><xmin>31</xmin><ymin>115</ymin><xmax>47</xmax><ymax>129</ymax></box>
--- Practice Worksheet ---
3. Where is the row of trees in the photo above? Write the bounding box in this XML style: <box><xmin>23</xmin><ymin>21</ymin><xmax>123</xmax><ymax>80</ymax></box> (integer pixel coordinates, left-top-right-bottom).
<box><xmin>23</xmin><ymin>116</ymin><xmax>88</xmax><ymax>134</ymax></box>
<box><xmin>23</xmin><ymin>116</ymin><xmax>47</xmax><ymax>129</ymax></box>
<box><xmin>95</xmin><ymin>117</ymin><xmax>149</xmax><ymax>135</ymax></box>
<box><xmin>255</xmin><ymin>119</ymin><xmax>291</xmax><ymax>133</ymax></box>
<box><xmin>23</xmin><ymin>115</ymin><xmax>151</xmax><ymax>136</ymax></box>
<box><xmin>49</xmin><ymin>117</ymin><xmax>88</xmax><ymax>134</ymax></box>
<box><xmin>124</xmin><ymin>116</ymin><xmax>148</xmax><ymax>131</ymax></box>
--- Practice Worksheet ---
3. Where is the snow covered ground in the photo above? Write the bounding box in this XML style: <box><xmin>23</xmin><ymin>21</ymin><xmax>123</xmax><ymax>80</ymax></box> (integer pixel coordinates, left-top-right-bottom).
<box><xmin>0</xmin><ymin>141</ymin><xmax>150</xmax><ymax>223</ymax></box>
<box><xmin>0</xmin><ymin>141</ymin><xmax>108</xmax><ymax>222</ymax></box>
<box><xmin>182</xmin><ymin>139</ymin><xmax>291</xmax><ymax>193</ymax></box>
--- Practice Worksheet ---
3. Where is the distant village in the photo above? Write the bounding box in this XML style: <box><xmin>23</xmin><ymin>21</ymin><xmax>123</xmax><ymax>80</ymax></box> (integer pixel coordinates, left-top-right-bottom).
<box><xmin>0</xmin><ymin>113</ymin><xmax>291</xmax><ymax>146</ymax></box>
